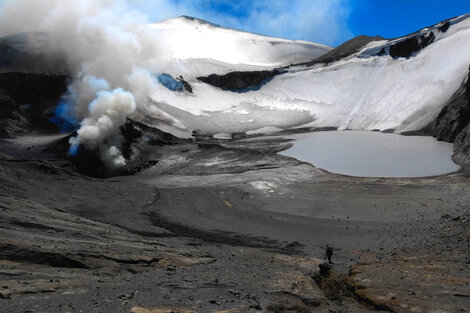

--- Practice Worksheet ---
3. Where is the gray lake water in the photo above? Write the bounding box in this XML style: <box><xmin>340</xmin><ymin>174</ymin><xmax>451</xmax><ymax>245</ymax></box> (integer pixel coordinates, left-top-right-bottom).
<box><xmin>279</xmin><ymin>131</ymin><xmax>460</xmax><ymax>178</ymax></box>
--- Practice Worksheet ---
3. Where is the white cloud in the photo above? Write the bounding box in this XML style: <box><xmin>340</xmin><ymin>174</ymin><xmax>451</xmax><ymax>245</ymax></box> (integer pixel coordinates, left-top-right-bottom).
<box><xmin>128</xmin><ymin>0</ymin><xmax>352</xmax><ymax>46</ymax></box>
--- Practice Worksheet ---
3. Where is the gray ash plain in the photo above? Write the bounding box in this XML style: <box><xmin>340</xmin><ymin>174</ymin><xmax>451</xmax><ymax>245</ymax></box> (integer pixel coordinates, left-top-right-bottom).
<box><xmin>0</xmin><ymin>128</ymin><xmax>469</xmax><ymax>313</ymax></box>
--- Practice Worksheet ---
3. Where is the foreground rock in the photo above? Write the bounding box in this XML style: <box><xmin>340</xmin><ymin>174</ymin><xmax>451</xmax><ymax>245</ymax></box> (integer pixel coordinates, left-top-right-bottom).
<box><xmin>349</xmin><ymin>247</ymin><xmax>469</xmax><ymax>312</ymax></box>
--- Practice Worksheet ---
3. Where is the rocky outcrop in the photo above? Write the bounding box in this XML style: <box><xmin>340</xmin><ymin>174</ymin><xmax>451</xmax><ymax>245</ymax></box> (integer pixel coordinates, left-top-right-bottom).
<box><xmin>197</xmin><ymin>69</ymin><xmax>281</xmax><ymax>92</ymax></box>
<box><xmin>433</xmin><ymin>70</ymin><xmax>470</xmax><ymax>142</ymax></box>
<box><xmin>0</xmin><ymin>90</ymin><xmax>31</xmax><ymax>137</ymax></box>
<box><xmin>388</xmin><ymin>31</ymin><xmax>435</xmax><ymax>59</ymax></box>
<box><xmin>348</xmin><ymin>244</ymin><xmax>470</xmax><ymax>313</ymax></box>
<box><xmin>0</xmin><ymin>72</ymin><xmax>67</xmax><ymax>136</ymax></box>
<box><xmin>0</xmin><ymin>33</ymin><xmax>69</xmax><ymax>136</ymax></box>
<box><xmin>432</xmin><ymin>67</ymin><xmax>470</xmax><ymax>172</ymax></box>
<box><xmin>453</xmin><ymin>124</ymin><xmax>470</xmax><ymax>173</ymax></box>
<box><xmin>0</xmin><ymin>89</ymin><xmax>15</xmax><ymax>118</ymax></box>
<box><xmin>0</xmin><ymin>72</ymin><xmax>67</xmax><ymax>106</ymax></box>
<box><xmin>438</xmin><ymin>21</ymin><xmax>451</xmax><ymax>32</ymax></box>
<box><xmin>46</xmin><ymin>118</ymin><xmax>183</xmax><ymax>177</ymax></box>
<box><xmin>302</xmin><ymin>35</ymin><xmax>384</xmax><ymax>66</ymax></box>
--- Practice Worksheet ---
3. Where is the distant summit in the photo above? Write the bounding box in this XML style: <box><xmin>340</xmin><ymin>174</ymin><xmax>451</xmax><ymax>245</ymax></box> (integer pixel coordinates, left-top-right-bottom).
<box><xmin>151</xmin><ymin>15</ymin><xmax>332</xmax><ymax>71</ymax></box>
<box><xmin>176</xmin><ymin>15</ymin><xmax>221</xmax><ymax>27</ymax></box>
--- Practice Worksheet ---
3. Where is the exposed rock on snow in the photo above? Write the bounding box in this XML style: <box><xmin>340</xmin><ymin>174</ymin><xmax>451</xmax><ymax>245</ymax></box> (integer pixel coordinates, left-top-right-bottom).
<box><xmin>433</xmin><ymin>67</ymin><xmax>470</xmax><ymax>142</ymax></box>
<box><xmin>197</xmin><ymin>69</ymin><xmax>282</xmax><ymax>92</ymax></box>
<box><xmin>432</xmin><ymin>67</ymin><xmax>470</xmax><ymax>171</ymax></box>
<box><xmin>388</xmin><ymin>31</ymin><xmax>435</xmax><ymax>58</ymax></box>
<box><xmin>454</xmin><ymin>124</ymin><xmax>470</xmax><ymax>173</ymax></box>
<box><xmin>301</xmin><ymin>35</ymin><xmax>385</xmax><ymax>66</ymax></box>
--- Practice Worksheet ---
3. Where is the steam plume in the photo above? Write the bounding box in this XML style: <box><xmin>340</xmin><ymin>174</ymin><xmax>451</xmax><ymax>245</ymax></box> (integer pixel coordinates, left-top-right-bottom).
<box><xmin>0</xmin><ymin>0</ymin><xmax>166</xmax><ymax>168</ymax></box>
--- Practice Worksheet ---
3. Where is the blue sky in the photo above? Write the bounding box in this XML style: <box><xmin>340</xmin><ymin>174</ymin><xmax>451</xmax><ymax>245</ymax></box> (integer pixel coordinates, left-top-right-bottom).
<box><xmin>348</xmin><ymin>1</ymin><xmax>470</xmax><ymax>40</ymax></box>
<box><xmin>132</xmin><ymin>0</ymin><xmax>470</xmax><ymax>46</ymax></box>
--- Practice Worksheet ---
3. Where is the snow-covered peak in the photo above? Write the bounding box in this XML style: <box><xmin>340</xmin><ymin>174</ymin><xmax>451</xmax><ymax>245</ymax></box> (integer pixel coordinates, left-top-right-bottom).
<box><xmin>144</xmin><ymin>14</ymin><xmax>470</xmax><ymax>137</ymax></box>
<box><xmin>149</xmin><ymin>16</ymin><xmax>332</xmax><ymax>69</ymax></box>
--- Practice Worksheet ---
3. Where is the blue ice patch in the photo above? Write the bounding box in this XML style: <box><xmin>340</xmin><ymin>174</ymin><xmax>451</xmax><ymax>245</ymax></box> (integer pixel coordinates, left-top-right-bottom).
<box><xmin>157</xmin><ymin>74</ymin><xmax>183</xmax><ymax>91</ymax></box>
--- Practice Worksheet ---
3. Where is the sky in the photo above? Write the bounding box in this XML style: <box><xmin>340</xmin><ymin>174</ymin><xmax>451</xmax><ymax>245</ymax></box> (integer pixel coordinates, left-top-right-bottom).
<box><xmin>130</xmin><ymin>0</ymin><xmax>470</xmax><ymax>46</ymax></box>
<box><xmin>0</xmin><ymin>0</ymin><xmax>469</xmax><ymax>46</ymax></box>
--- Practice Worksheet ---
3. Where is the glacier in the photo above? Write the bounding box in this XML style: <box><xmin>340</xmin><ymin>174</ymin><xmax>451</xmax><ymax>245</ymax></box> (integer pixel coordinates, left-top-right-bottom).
<box><xmin>137</xmin><ymin>14</ymin><xmax>470</xmax><ymax>137</ymax></box>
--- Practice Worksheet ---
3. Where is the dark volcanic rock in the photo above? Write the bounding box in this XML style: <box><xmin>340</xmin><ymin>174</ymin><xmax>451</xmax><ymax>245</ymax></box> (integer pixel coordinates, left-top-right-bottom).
<box><xmin>0</xmin><ymin>89</ymin><xmax>31</xmax><ymax>137</ymax></box>
<box><xmin>389</xmin><ymin>36</ymin><xmax>420</xmax><ymax>58</ymax></box>
<box><xmin>122</xmin><ymin>160</ymin><xmax>159</xmax><ymax>175</ymax></box>
<box><xmin>453</xmin><ymin>124</ymin><xmax>470</xmax><ymax>174</ymax></box>
<box><xmin>197</xmin><ymin>69</ymin><xmax>281</xmax><ymax>92</ymax></box>
<box><xmin>389</xmin><ymin>31</ymin><xmax>435</xmax><ymax>58</ymax></box>
<box><xmin>0</xmin><ymin>89</ymin><xmax>16</xmax><ymax>118</ymax></box>
<box><xmin>0</xmin><ymin>33</ymin><xmax>69</xmax><ymax>136</ymax></box>
<box><xmin>0</xmin><ymin>72</ymin><xmax>68</xmax><ymax>136</ymax></box>
<box><xmin>432</xmin><ymin>67</ymin><xmax>470</xmax><ymax>173</ymax></box>
<box><xmin>177</xmin><ymin>76</ymin><xmax>193</xmax><ymax>93</ymax></box>
<box><xmin>302</xmin><ymin>35</ymin><xmax>385</xmax><ymax>66</ymax></box>
<box><xmin>46</xmin><ymin>118</ymin><xmax>182</xmax><ymax>178</ymax></box>
<box><xmin>0</xmin><ymin>72</ymin><xmax>67</xmax><ymax>105</ymax></box>
<box><xmin>433</xmin><ymin>68</ymin><xmax>470</xmax><ymax>142</ymax></box>
<box><xmin>438</xmin><ymin>21</ymin><xmax>451</xmax><ymax>33</ymax></box>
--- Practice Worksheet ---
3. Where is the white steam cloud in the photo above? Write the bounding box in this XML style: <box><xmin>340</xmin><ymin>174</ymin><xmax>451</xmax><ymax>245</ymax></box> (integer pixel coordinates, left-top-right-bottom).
<box><xmin>0</xmin><ymin>0</ymin><xmax>168</xmax><ymax>169</ymax></box>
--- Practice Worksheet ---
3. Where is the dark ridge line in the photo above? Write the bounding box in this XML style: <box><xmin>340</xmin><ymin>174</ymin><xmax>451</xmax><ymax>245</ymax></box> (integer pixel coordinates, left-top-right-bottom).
<box><xmin>290</xmin><ymin>14</ymin><xmax>468</xmax><ymax>68</ymax></box>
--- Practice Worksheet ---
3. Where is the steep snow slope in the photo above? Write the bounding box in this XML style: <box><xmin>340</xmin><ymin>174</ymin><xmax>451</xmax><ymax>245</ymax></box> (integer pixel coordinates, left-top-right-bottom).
<box><xmin>144</xmin><ymin>14</ymin><xmax>470</xmax><ymax>136</ymax></box>
<box><xmin>148</xmin><ymin>16</ymin><xmax>332</xmax><ymax>76</ymax></box>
